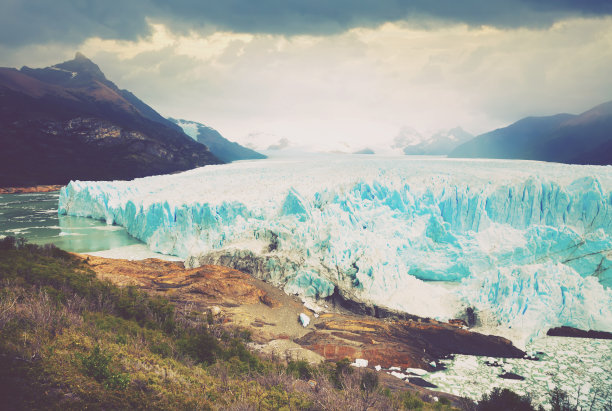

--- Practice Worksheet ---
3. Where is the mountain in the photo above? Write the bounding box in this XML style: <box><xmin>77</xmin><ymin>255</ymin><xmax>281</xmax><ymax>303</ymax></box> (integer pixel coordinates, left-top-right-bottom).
<box><xmin>449</xmin><ymin>101</ymin><xmax>612</xmax><ymax>165</ymax></box>
<box><xmin>402</xmin><ymin>127</ymin><xmax>473</xmax><ymax>155</ymax></box>
<box><xmin>0</xmin><ymin>53</ymin><xmax>220</xmax><ymax>187</ymax></box>
<box><xmin>354</xmin><ymin>126</ymin><xmax>473</xmax><ymax>156</ymax></box>
<box><xmin>169</xmin><ymin>118</ymin><xmax>266</xmax><ymax>162</ymax></box>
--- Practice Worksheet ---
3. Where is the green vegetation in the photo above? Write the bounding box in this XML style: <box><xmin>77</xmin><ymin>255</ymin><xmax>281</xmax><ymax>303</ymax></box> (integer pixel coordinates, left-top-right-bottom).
<box><xmin>0</xmin><ymin>237</ymin><xmax>457</xmax><ymax>410</ymax></box>
<box><xmin>1</xmin><ymin>236</ymin><xmax>588</xmax><ymax>410</ymax></box>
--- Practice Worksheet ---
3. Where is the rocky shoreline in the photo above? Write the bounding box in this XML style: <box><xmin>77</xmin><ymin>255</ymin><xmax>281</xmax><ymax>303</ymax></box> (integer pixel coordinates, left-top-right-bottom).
<box><xmin>82</xmin><ymin>254</ymin><xmax>525</xmax><ymax>373</ymax></box>
<box><xmin>0</xmin><ymin>185</ymin><xmax>63</xmax><ymax>194</ymax></box>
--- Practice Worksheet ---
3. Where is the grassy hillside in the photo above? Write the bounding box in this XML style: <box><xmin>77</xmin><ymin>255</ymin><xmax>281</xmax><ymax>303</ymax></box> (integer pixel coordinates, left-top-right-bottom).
<box><xmin>0</xmin><ymin>237</ymin><xmax>459</xmax><ymax>410</ymax></box>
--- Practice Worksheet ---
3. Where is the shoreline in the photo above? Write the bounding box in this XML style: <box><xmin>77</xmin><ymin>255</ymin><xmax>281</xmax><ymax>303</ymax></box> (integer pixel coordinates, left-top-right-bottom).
<box><xmin>0</xmin><ymin>185</ymin><xmax>63</xmax><ymax>194</ymax></box>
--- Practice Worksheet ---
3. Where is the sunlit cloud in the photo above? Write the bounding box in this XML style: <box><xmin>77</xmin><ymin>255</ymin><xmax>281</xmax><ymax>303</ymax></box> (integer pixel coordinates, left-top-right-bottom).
<box><xmin>5</xmin><ymin>16</ymin><xmax>612</xmax><ymax>150</ymax></box>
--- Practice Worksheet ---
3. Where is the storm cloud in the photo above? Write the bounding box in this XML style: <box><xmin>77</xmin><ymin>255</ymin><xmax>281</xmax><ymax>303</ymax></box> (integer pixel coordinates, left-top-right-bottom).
<box><xmin>2</xmin><ymin>0</ymin><xmax>612</xmax><ymax>47</ymax></box>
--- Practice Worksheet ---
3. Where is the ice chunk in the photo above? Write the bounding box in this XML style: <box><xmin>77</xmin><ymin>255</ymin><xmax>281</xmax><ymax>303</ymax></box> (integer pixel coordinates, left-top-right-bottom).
<box><xmin>298</xmin><ymin>313</ymin><xmax>310</xmax><ymax>327</ymax></box>
<box><xmin>352</xmin><ymin>359</ymin><xmax>368</xmax><ymax>368</ymax></box>
<box><xmin>406</xmin><ymin>368</ymin><xmax>428</xmax><ymax>376</ymax></box>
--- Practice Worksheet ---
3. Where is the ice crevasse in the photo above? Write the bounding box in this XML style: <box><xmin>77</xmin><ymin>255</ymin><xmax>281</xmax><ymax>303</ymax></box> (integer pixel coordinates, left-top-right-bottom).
<box><xmin>58</xmin><ymin>156</ymin><xmax>612</xmax><ymax>344</ymax></box>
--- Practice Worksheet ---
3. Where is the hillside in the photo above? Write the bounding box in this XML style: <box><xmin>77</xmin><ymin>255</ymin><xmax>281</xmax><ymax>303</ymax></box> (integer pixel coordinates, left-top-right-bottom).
<box><xmin>0</xmin><ymin>53</ymin><xmax>221</xmax><ymax>187</ymax></box>
<box><xmin>0</xmin><ymin>238</ymin><xmax>464</xmax><ymax>410</ymax></box>
<box><xmin>170</xmin><ymin>118</ymin><xmax>266</xmax><ymax>162</ymax></box>
<box><xmin>449</xmin><ymin>101</ymin><xmax>612</xmax><ymax>165</ymax></box>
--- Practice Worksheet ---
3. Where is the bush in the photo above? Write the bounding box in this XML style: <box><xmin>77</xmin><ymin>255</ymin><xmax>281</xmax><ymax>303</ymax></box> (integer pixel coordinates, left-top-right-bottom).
<box><xmin>0</xmin><ymin>236</ymin><xmax>16</xmax><ymax>250</ymax></box>
<box><xmin>399</xmin><ymin>392</ymin><xmax>425</xmax><ymax>409</ymax></box>
<box><xmin>78</xmin><ymin>345</ymin><xmax>130</xmax><ymax>390</ymax></box>
<box><xmin>329</xmin><ymin>358</ymin><xmax>353</xmax><ymax>389</ymax></box>
<box><xmin>287</xmin><ymin>360</ymin><xmax>313</xmax><ymax>380</ymax></box>
<box><xmin>549</xmin><ymin>388</ymin><xmax>577</xmax><ymax>411</ymax></box>
<box><xmin>360</xmin><ymin>369</ymin><xmax>379</xmax><ymax>393</ymax></box>
<box><xmin>177</xmin><ymin>330</ymin><xmax>219</xmax><ymax>365</ymax></box>
<box><xmin>477</xmin><ymin>387</ymin><xmax>538</xmax><ymax>411</ymax></box>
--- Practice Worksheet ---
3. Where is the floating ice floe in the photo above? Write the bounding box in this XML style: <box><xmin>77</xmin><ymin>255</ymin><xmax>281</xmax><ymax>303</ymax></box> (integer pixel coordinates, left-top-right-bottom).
<box><xmin>424</xmin><ymin>336</ymin><xmax>612</xmax><ymax>410</ymax></box>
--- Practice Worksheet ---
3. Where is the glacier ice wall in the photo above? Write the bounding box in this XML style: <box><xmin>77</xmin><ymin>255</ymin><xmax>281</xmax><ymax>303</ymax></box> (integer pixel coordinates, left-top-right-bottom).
<box><xmin>58</xmin><ymin>156</ymin><xmax>612</xmax><ymax>343</ymax></box>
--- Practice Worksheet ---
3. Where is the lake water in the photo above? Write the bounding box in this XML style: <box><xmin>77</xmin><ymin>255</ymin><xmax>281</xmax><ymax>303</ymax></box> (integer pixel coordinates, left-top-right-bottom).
<box><xmin>0</xmin><ymin>191</ymin><xmax>144</xmax><ymax>253</ymax></box>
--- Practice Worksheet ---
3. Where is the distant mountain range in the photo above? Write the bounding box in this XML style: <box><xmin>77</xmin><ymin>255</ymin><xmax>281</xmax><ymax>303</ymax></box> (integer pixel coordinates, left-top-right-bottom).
<box><xmin>354</xmin><ymin>126</ymin><xmax>473</xmax><ymax>156</ymax></box>
<box><xmin>449</xmin><ymin>101</ymin><xmax>612</xmax><ymax>165</ymax></box>
<box><xmin>0</xmin><ymin>53</ymin><xmax>220</xmax><ymax>187</ymax></box>
<box><xmin>401</xmin><ymin>127</ymin><xmax>473</xmax><ymax>155</ymax></box>
<box><xmin>169</xmin><ymin>118</ymin><xmax>265</xmax><ymax>162</ymax></box>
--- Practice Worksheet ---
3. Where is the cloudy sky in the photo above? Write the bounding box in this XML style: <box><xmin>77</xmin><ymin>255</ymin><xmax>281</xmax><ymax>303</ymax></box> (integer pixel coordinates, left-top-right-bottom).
<box><xmin>2</xmin><ymin>1</ymin><xmax>612</xmax><ymax>150</ymax></box>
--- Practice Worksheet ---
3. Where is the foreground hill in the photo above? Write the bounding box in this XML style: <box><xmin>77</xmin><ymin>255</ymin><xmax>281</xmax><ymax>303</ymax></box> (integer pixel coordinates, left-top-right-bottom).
<box><xmin>0</xmin><ymin>238</ymin><xmax>466</xmax><ymax>410</ymax></box>
<box><xmin>0</xmin><ymin>53</ymin><xmax>220</xmax><ymax>187</ymax></box>
<box><xmin>449</xmin><ymin>101</ymin><xmax>612</xmax><ymax>165</ymax></box>
<box><xmin>170</xmin><ymin>118</ymin><xmax>266</xmax><ymax>162</ymax></box>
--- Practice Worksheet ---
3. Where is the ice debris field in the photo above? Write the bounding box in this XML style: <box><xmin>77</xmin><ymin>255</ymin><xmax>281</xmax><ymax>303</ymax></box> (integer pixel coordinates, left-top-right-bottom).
<box><xmin>424</xmin><ymin>336</ymin><xmax>612</xmax><ymax>410</ymax></box>
<box><xmin>59</xmin><ymin>156</ymin><xmax>612</xmax><ymax>345</ymax></box>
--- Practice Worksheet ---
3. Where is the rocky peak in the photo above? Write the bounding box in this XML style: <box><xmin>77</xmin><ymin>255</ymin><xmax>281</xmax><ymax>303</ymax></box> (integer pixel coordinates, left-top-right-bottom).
<box><xmin>53</xmin><ymin>52</ymin><xmax>107</xmax><ymax>82</ymax></box>
<box><xmin>19</xmin><ymin>52</ymin><xmax>108</xmax><ymax>88</ymax></box>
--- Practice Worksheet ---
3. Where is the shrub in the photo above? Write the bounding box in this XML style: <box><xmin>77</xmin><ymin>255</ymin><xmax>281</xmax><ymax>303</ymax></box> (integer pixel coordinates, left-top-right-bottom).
<box><xmin>78</xmin><ymin>345</ymin><xmax>130</xmax><ymax>390</ymax></box>
<box><xmin>329</xmin><ymin>358</ymin><xmax>353</xmax><ymax>389</ymax></box>
<box><xmin>177</xmin><ymin>330</ymin><xmax>219</xmax><ymax>365</ymax></box>
<box><xmin>477</xmin><ymin>387</ymin><xmax>538</xmax><ymax>411</ymax></box>
<box><xmin>0</xmin><ymin>236</ymin><xmax>16</xmax><ymax>250</ymax></box>
<box><xmin>79</xmin><ymin>345</ymin><xmax>112</xmax><ymax>382</ymax></box>
<box><xmin>549</xmin><ymin>388</ymin><xmax>577</xmax><ymax>411</ymax></box>
<box><xmin>360</xmin><ymin>369</ymin><xmax>379</xmax><ymax>393</ymax></box>
<box><xmin>399</xmin><ymin>392</ymin><xmax>425</xmax><ymax>409</ymax></box>
<box><xmin>287</xmin><ymin>360</ymin><xmax>313</xmax><ymax>380</ymax></box>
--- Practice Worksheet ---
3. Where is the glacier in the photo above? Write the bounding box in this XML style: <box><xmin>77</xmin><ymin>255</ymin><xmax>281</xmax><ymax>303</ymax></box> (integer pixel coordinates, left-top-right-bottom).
<box><xmin>58</xmin><ymin>156</ymin><xmax>612</xmax><ymax>345</ymax></box>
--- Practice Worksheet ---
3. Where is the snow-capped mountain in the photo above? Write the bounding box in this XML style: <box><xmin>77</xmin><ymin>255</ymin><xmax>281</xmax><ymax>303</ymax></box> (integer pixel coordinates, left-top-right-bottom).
<box><xmin>170</xmin><ymin>118</ymin><xmax>266</xmax><ymax>162</ymax></box>
<box><xmin>402</xmin><ymin>127</ymin><xmax>474</xmax><ymax>155</ymax></box>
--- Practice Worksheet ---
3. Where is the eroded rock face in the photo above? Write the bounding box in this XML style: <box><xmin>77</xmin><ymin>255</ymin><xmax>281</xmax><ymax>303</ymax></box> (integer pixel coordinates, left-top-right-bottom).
<box><xmin>295</xmin><ymin>315</ymin><xmax>525</xmax><ymax>369</ymax></box>
<box><xmin>85</xmin><ymin>256</ymin><xmax>273</xmax><ymax>307</ymax></box>
<box><xmin>84</xmin><ymin>255</ymin><xmax>525</xmax><ymax>371</ymax></box>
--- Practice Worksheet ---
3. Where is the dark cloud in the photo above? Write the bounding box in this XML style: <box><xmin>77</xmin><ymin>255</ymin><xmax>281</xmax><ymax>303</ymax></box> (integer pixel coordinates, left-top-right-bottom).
<box><xmin>2</xmin><ymin>0</ymin><xmax>612</xmax><ymax>47</ymax></box>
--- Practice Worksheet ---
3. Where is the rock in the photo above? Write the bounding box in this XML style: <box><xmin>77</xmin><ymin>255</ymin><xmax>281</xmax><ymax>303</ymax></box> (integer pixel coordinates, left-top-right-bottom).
<box><xmin>299</xmin><ymin>313</ymin><xmax>310</xmax><ymax>327</ymax></box>
<box><xmin>294</xmin><ymin>314</ymin><xmax>525</xmax><ymax>370</ymax></box>
<box><xmin>449</xmin><ymin>319</ymin><xmax>467</xmax><ymax>327</ymax></box>
<box><xmin>210</xmin><ymin>306</ymin><xmax>222</xmax><ymax>316</ymax></box>
<box><xmin>408</xmin><ymin>377</ymin><xmax>438</xmax><ymax>388</ymax></box>
<box><xmin>499</xmin><ymin>372</ymin><xmax>525</xmax><ymax>381</ymax></box>
<box><xmin>547</xmin><ymin>326</ymin><xmax>612</xmax><ymax>339</ymax></box>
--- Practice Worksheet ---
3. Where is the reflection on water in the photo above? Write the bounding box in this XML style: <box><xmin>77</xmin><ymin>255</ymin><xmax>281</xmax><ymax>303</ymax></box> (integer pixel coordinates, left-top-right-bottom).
<box><xmin>0</xmin><ymin>192</ymin><xmax>141</xmax><ymax>253</ymax></box>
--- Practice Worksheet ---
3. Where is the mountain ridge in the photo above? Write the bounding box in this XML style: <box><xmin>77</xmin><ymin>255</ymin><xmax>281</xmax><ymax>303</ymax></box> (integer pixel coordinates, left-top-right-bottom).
<box><xmin>169</xmin><ymin>118</ymin><xmax>266</xmax><ymax>162</ymax></box>
<box><xmin>0</xmin><ymin>53</ymin><xmax>221</xmax><ymax>187</ymax></box>
<box><xmin>449</xmin><ymin>101</ymin><xmax>612</xmax><ymax>165</ymax></box>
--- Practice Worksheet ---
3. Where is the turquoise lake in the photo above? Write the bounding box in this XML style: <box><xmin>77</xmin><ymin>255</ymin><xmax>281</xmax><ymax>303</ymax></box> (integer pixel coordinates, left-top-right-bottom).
<box><xmin>0</xmin><ymin>191</ymin><xmax>141</xmax><ymax>253</ymax></box>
